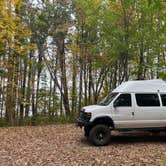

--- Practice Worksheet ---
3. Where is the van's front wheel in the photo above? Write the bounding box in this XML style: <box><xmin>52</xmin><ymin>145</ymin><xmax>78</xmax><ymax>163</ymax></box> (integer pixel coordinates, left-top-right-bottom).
<box><xmin>89</xmin><ymin>124</ymin><xmax>111</xmax><ymax>146</ymax></box>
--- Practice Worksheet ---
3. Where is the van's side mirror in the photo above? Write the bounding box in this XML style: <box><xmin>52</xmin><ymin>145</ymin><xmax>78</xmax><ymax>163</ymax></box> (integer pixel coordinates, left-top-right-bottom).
<box><xmin>113</xmin><ymin>101</ymin><xmax>118</xmax><ymax>107</ymax></box>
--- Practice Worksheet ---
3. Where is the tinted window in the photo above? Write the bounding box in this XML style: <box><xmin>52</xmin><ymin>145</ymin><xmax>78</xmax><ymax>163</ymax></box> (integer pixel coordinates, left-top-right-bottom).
<box><xmin>136</xmin><ymin>94</ymin><xmax>160</xmax><ymax>107</ymax></box>
<box><xmin>161</xmin><ymin>94</ymin><xmax>166</xmax><ymax>106</ymax></box>
<box><xmin>114</xmin><ymin>94</ymin><xmax>131</xmax><ymax>107</ymax></box>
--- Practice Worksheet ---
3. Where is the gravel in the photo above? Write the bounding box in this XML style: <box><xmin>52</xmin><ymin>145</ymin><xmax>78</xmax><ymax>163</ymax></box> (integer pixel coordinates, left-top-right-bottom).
<box><xmin>0</xmin><ymin>124</ymin><xmax>166</xmax><ymax>166</ymax></box>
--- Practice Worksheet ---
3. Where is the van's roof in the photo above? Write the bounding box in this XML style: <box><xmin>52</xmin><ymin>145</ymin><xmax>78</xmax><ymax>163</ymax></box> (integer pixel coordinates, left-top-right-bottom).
<box><xmin>113</xmin><ymin>79</ymin><xmax>166</xmax><ymax>93</ymax></box>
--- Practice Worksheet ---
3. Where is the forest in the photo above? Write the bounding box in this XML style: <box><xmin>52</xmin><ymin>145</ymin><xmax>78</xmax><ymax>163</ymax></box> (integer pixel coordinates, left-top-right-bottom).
<box><xmin>0</xmin><ymin>0</ymin><xmax>165</xmax><ymax>126</ymax></box>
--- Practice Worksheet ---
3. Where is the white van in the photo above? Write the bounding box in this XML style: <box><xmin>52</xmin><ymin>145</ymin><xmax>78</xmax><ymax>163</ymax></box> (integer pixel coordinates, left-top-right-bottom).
<box><xmin>77</xmin><ymin>79</ymin><xmax>166</xmax><ymax>146</ymax></box>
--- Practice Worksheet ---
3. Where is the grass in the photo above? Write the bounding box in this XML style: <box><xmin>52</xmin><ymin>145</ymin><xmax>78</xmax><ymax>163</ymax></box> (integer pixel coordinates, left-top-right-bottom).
<box><xmin>0</xmin><ymin>113</ymin><xmax>78</xmax><ymax>127</ymax></box>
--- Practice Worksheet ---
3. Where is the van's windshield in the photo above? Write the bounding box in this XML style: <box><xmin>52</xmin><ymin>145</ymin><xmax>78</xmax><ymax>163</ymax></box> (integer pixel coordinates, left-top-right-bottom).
<box><xmin>99</xmin><ymin>93</ymin><xmax>118</xmax><ymax>106</ymax></box>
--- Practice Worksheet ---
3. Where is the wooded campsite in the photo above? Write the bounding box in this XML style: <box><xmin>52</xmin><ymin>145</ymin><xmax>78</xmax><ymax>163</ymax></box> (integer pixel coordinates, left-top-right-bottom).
<box><xmin>0</xmin><ymin>0</ymin><xmax>166</xmax><ymax>165</ymax></box>
<box><xmin>0</xmin><ymin>0</ymin><xmax>165</xmax><ymax>126</ymax></box>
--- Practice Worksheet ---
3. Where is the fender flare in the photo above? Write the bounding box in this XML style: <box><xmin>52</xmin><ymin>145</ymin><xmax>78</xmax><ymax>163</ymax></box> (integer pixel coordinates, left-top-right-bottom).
<box><xmin>91</xmin><ymin>116</ymin><xmax>115</xmax><ymax>129</ymax></box>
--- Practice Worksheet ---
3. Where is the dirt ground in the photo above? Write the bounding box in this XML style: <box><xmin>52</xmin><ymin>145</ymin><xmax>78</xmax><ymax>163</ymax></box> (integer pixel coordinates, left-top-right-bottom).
<box><xmin>0</xmin><ymin>124</ymin><xmax>166</xmax><ymax>166</ymax></box>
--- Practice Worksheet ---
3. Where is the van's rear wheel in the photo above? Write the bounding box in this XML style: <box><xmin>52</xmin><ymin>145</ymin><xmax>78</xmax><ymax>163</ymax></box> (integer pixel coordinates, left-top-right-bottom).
<box><xmin>89</xmin><ymin>124</ymin><xmax>111</xmax><ymax>146</ymax></box>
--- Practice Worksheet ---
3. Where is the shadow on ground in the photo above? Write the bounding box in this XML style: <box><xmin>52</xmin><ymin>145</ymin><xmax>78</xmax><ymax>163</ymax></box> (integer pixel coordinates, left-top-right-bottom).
<box><xmin>80</xmin><ymin>131</ymin><xmax>166</xmax><ymax>146</ymax></box>
<box><xmin>111</xmin><ymin>132</ymin><xmax>166</xmax><ymax>144</ymax></box>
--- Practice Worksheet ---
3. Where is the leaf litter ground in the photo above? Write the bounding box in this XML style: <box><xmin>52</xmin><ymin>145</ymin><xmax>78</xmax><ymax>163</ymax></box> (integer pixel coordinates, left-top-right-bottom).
<box><xmin>0</xmin><ymin>124</ymin><xmax>166</xmax><ymax>166</ymax></box>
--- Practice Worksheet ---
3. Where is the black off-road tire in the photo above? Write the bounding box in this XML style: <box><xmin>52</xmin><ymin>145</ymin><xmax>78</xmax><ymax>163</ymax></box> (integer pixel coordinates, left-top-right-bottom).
<box><xmin>89</xmin><ymin>124</ymin><xmax>111</xmax><ymax>146</ymax></box>
<box><xmin>150</xmin><ymin>130</ymin><xmax>160</xmax><ymax>134</ymax></box>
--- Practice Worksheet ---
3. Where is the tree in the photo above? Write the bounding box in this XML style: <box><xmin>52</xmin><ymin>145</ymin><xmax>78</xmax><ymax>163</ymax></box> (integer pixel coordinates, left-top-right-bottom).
<box><xmin>0</xmin><ymin>0</ymin><xmax>34</xmax><ymax>125</ymax></box>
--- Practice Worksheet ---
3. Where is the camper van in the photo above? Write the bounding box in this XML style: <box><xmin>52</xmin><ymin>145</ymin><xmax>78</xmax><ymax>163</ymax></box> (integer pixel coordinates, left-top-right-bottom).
<box><xmin>77</xmin><ymin>79</ymin><xmax>166</xmax><ymax>146</ymax></box>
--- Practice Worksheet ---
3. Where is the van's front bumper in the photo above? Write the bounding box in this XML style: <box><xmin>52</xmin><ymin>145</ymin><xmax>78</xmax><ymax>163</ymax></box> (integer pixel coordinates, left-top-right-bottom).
<box><xmin>77</xmin><ymin>118</ymin><xmax>88</xmax><ymax>127</ymax></box>
<box><xmin>76</xmin><ymin>111</ymin><xmax>91</xmax><ymax>127</ymax></box>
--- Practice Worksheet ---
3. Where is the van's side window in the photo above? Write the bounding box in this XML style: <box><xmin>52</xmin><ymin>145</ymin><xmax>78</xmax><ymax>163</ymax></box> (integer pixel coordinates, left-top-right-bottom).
<box><xmin>160</xmin><ymin>94</ymin><xmax>166</xmax><ymax>106</ymax></box>
<box><xmin>135</xmin><ymin>94</ymin><xmax>160</xmax><ymax>107</ymax></box>
<box><xmin>114</xmin><ymin>94</ymin><xmax>131</xmax><ymax>107</ymax></box>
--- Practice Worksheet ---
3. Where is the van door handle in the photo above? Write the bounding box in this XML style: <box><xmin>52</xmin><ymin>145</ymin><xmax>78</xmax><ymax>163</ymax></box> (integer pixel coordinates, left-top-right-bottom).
<box><xmin>132</xmin><ymin>112</ymin><xmax>134</xmax><ymax>116</ymax></box>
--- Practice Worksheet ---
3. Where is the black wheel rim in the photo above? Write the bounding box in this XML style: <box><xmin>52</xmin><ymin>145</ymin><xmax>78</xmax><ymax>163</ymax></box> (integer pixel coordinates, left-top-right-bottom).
<box><xmin>96</xmin><ymin>129</ymin><xmax>106</xmax><ymax>142</ymax></box>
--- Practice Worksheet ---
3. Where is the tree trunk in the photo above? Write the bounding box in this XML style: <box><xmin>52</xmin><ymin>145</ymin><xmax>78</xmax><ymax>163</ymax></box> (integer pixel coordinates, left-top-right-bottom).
<box><xmin>6</xmin><ymin>54</ymin><xmax>15</xmax><ymax>125</ymax></box>
<box><xmin>83</xmin><ymin>62</ymin><xmax>87</xmax><ymax>105</ymax></box>
<box><xmin>137</xmin><ymin>41</ymin><xmax>144</xmax><ymax>80</ymax></box>
<box><xmin>56</xmin><ymin>36</ymin><xmax>70</xmax><ymax>115</ymax></box>
<box><xmin>78</xmin><ymin>62</ymin><xmax>83</xmax><ymax>111</ymax></box>
<box><xmin>19</xmin><ymin>57</ymin><xmax>27</xmax><ymax>125</ymax></box>
<box><xmin>88</xmin><ymin>62</ymin><xmax>92</xmax><ymax>105</ymax></box>
<box><xmin>71</xmin><ymin>56</ymin><xmax>77</xmax><ymax>113</ymax></box>
<box><xmin>25</xmin><ymin>54</ymin><xmax>32</xmax><ymax>117</ymax></box>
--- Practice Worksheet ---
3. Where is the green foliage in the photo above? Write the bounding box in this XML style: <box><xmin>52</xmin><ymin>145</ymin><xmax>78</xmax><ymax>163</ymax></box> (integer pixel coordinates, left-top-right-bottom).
<box><xmin>0</xmin><ymin>113</ymin><xmax>77</xmax><ymax>127</ymax></box>
<box><xmin>159</xmin><ymin>72</ymin><xmax>166</xmax><ymax>81</ymax></box>
<box><xmin>0</xmin><ymin>119</ymin><xmax>9</xmax><ymax>127</ymax></box>
<box><xmin>28</xmin><ymin>114</ymin><xmax>77</xmax><ymax>126</ymax></box>
<box><xmin>54</xmin><ymin>114</ymin><xmax>76</xmax><ymax>124</ymax></box>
